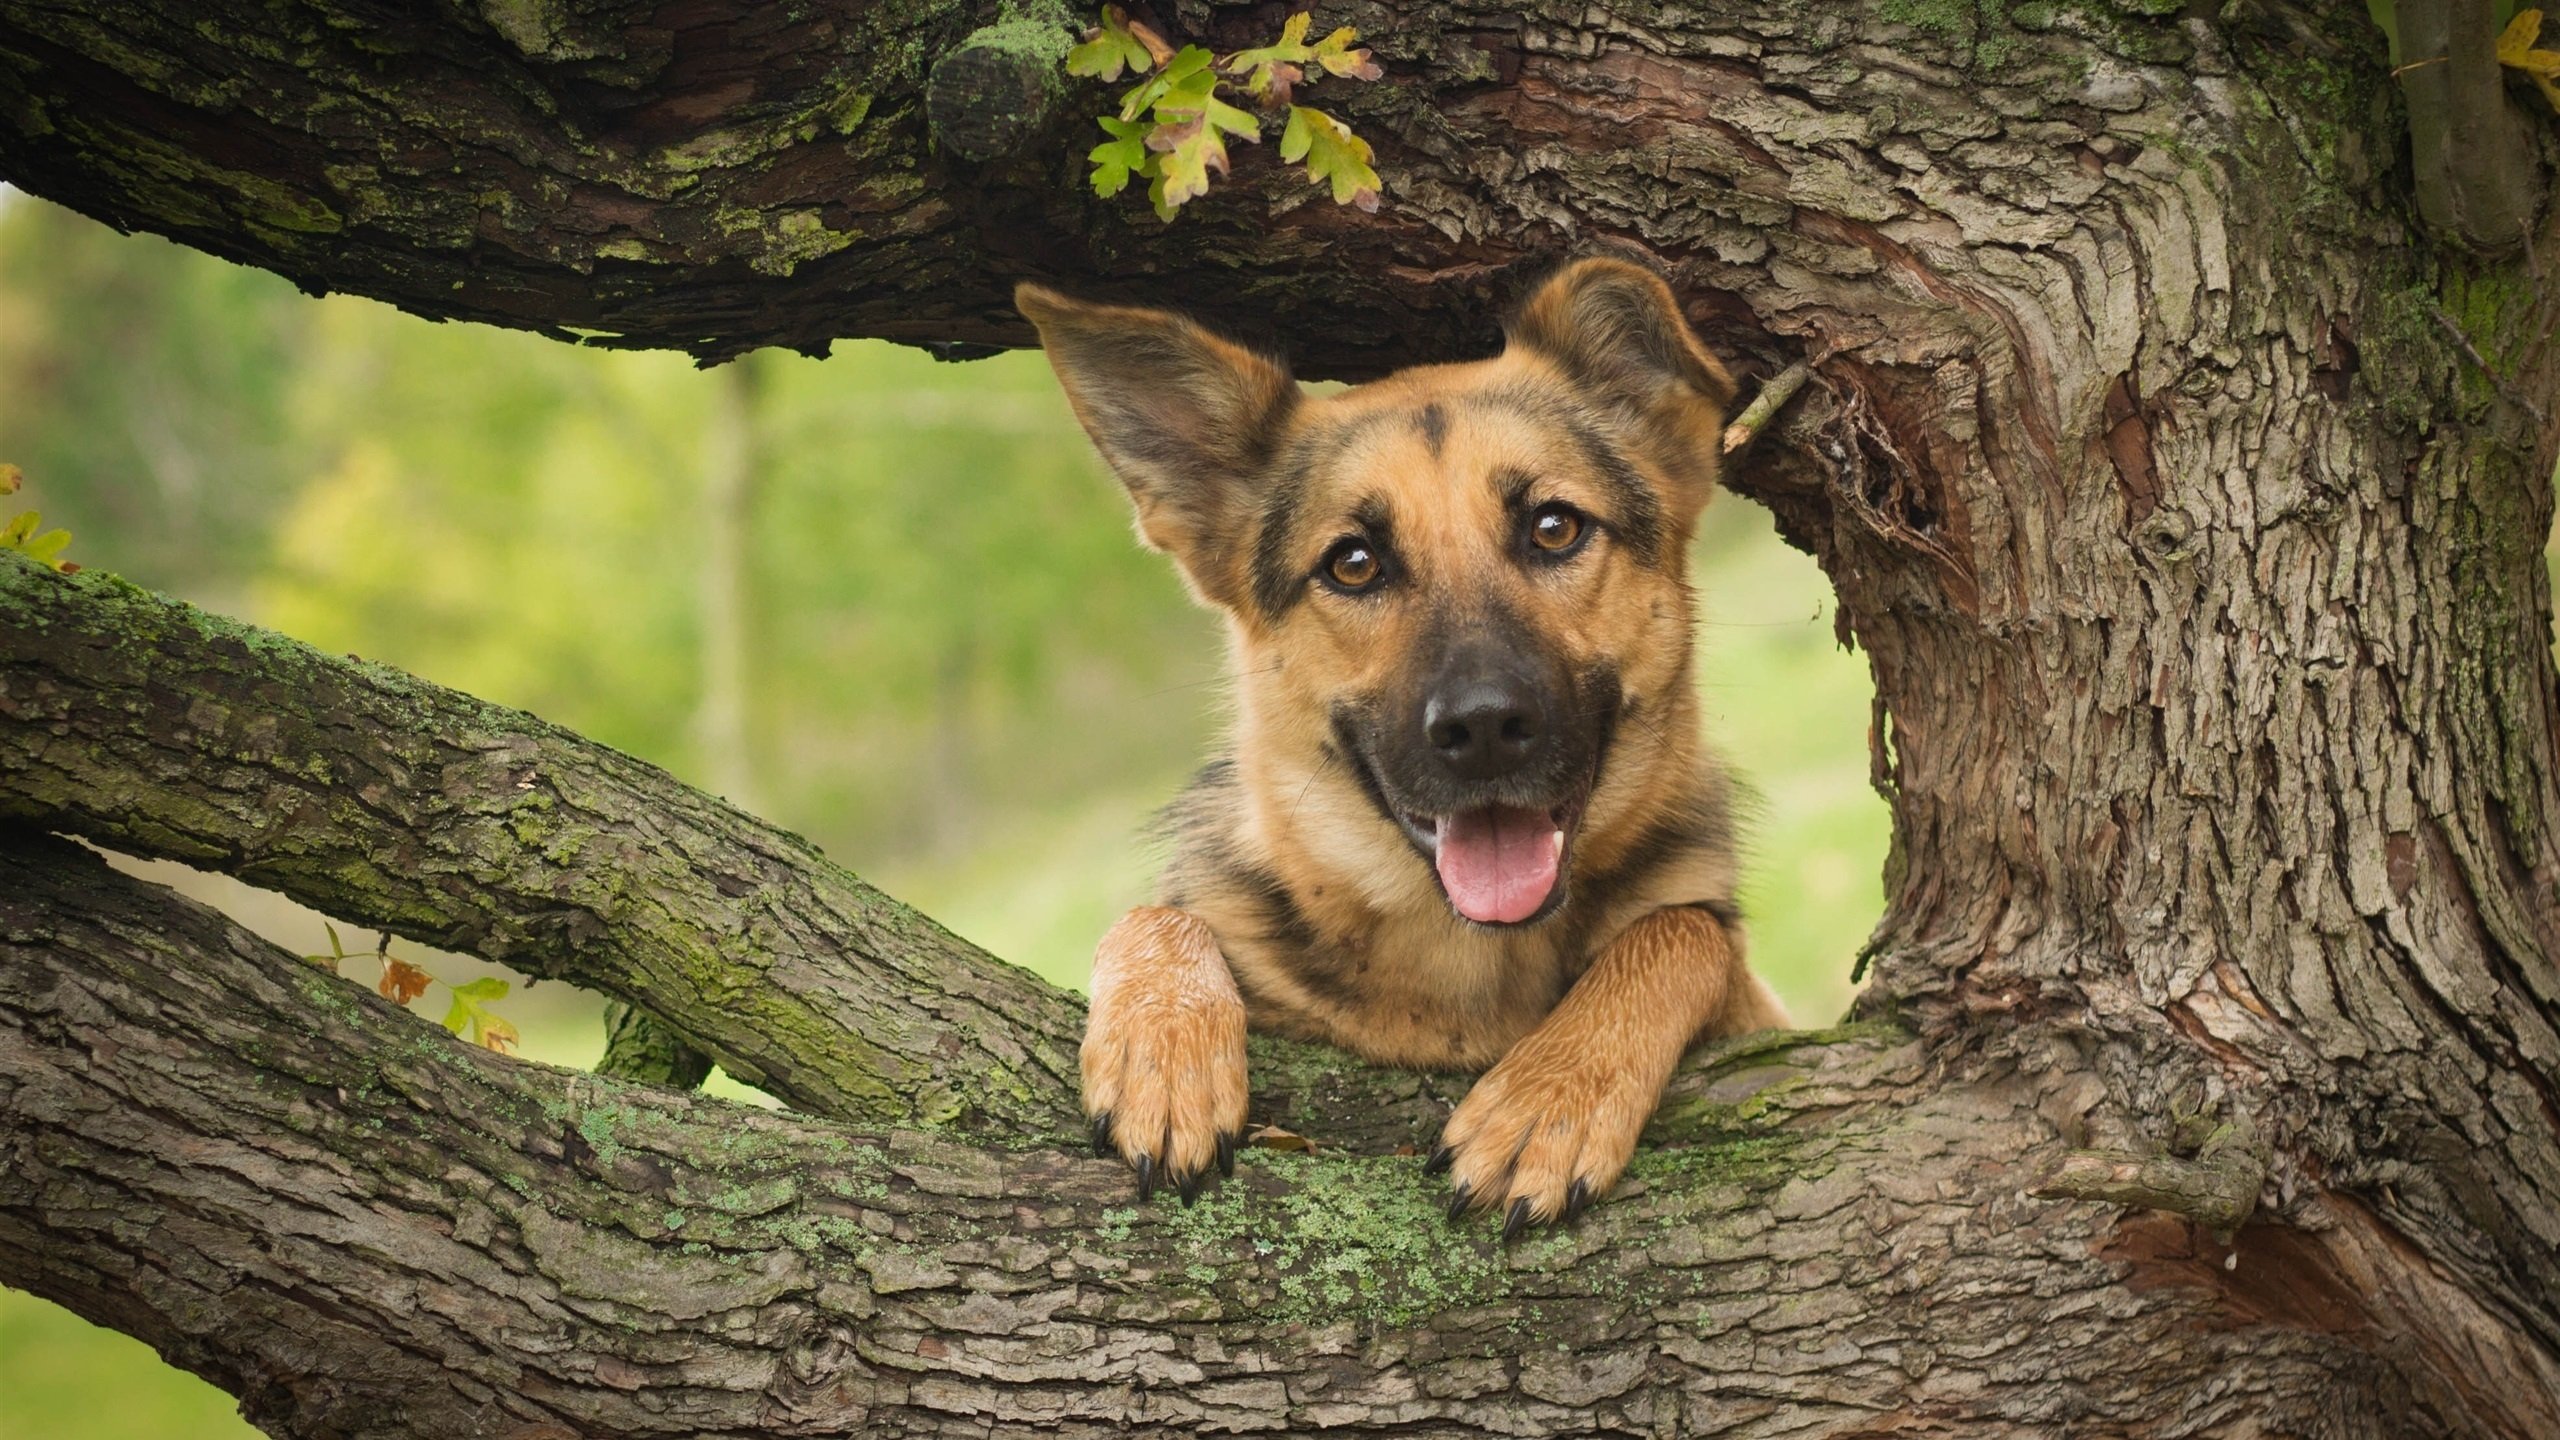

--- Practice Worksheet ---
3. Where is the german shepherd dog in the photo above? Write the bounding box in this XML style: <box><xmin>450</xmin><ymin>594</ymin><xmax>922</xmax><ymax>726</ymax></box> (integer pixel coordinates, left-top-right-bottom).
<box><xmin>1017</xmin><ymin>258</ymin><xmax>1789</xmax><ymax>1237</ymax></box>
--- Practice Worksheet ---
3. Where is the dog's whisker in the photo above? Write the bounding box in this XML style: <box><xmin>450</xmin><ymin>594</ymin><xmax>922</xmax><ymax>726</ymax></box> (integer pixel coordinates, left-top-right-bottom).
<box><xmin>1287</xmin><ymin>747</ymin><xmax>1340</xmax><ymax>826</ymax></box>
<box><xmin>1138</xmin><ymin>658</ymin><xmax>1284</xmax><ymax>700</ymax></box>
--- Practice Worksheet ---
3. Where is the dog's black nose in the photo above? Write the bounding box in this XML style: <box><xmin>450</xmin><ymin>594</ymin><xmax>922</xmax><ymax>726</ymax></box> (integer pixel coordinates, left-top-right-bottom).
<box><xmin>1424</xmin><ymin>678</ymin><xmax>1545</xmax><ymax>781</ymax></box>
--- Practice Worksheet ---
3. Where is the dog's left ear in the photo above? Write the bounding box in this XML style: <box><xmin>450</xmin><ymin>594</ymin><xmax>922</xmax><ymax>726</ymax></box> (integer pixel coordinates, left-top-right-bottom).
<box><xmin>1506</xmin><ymin>258</ymin><xmax>1735</xmax><ymax>513</ymax></box>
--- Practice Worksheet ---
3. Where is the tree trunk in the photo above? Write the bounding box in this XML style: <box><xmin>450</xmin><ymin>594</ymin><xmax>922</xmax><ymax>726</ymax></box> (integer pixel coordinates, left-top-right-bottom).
<box><xmin>5</xmin><ymin>0</ymin><xmax>2560</xmax><ymax>1434</ymax></box>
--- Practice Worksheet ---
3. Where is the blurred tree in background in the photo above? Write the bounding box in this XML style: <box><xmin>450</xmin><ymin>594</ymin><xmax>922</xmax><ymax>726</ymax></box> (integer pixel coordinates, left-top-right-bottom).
<box><xmin>0</xmin><ymin>186</ymin><xmax>1885</xmax><ymax>1437</ymax></box>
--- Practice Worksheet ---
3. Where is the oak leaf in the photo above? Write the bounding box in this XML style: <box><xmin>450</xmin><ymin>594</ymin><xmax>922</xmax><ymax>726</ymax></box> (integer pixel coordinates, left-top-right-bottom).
<box><xmin>1066</xmin><ymin>5</ymin><xmax>1156</xmax><ymax>83</ymax></box>
<box><xmin>1087</xmin><ymin>115</ymin><xmax>1154</xmax><ymax>198</ymax></box>
<box><xmin>1281</xmin><ymin>105</ymin><xmax>1382</xmax><ymax>212</ymax></box>
<box><xmin>378</xmin><ymin>956</ymin><xmax>433</xmax><ymax>1005</ymax></box>
<box><xmin>2498</xmin><ymin>9</ymin><xmax>2560</xmax><ymax>113</ymax></box>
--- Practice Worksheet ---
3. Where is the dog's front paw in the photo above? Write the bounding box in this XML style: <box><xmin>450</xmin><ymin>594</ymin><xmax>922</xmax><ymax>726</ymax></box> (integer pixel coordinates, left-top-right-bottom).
<box><xmin>1429</xmin><ymin>1023</ymin><xmax>1665</xmax><ymax>1240</ymax></box>
<box><xmin>1082</xmin><ymin>906</ymin><xmax>1249</xmax><ymax>1204</ymax></box>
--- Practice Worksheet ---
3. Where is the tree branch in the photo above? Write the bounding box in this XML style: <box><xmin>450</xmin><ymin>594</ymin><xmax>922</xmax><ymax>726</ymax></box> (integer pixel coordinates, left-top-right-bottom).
<box><xmin>0</xmin><ymin>555</ymin><xmax>1511</xmax><ymax>1154</ymax></box>
<box><xmin>0</xmin><ymin>0</ymin><xmax>1532</xmax><ymax>374</ymax></box>
<box><xmin>0</xmin><ymin>553</ymin><xmax>1088</xmax><ymax>1136</ymax></box>
<box><xmin>19</xmin><ymin>828</ymin><xmax>2549</xmax><ymax>1438</ymax></box>
<box><xmin>2398</xmin><ymin>0</ymin><xmax>2545</xmax><ymax>252</ymax></box>
<box><xmin>596</xmin><ymin>1001</ymin><xmax>714</xmax><ymax>1090</ymax></box>
<box><xmin>2033</xmin><ymin>1126</ymin><xmax>2267</xmax><ymax>1239</ymax></box>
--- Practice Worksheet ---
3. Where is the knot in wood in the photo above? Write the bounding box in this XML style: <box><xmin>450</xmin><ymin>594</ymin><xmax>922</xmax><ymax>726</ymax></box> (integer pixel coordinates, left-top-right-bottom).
<box><xmin>2131</xmin><ymin>507</ymin><xmax>2197</xmax><ymax>564</ymax></box>
<box><xmin>927</xmin><ymin>20</ymin><xmax>1073</xmax><ymax>163</ymax></box>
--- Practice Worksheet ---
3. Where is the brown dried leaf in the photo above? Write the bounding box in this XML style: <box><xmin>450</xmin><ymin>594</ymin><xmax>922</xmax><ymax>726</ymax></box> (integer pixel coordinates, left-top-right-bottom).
<box><xmin>1125</xmin><ymin>13</ymin><xmax>1176</xmax><ymax>68</ymax></box>
<box><xmin>1245</xmin><ymin>1123</ymin><xmax>1319</xmax><ymax>1153</ymax></box>
<box><xmin>378</xmin><ymin>956</ymin><xmax>433</xmax><ymax>1005</ymax></box>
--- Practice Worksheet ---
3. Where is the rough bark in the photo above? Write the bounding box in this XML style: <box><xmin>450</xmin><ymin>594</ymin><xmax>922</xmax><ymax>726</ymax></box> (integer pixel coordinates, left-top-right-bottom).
<box><xmin>0</xmin><ymin>558</ymin><xmax>1089</xmax><ymax>1139</ymax></box>
<box><xmin>11</xmin><ymin>828</ymin><xmax>2556</xmax><ymax>1439</ymax></box>
<box><xmin>0</xmin><ymin>0</ymin><xmax>1521</xmax><ymax>372</ymax></box>
<box><xmin>0</xmin><ymin>560</ymin><xmax>1443</xmax><ymax>1155</ymax></box>
<box><xmin>4</xmin><ymin>0</ymin><xmax>2560</xmax><ymax>1435</ymax></box>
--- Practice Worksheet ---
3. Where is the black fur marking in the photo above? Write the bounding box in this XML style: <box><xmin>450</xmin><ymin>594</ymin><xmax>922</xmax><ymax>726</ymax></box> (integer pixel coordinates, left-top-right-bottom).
<box><xmin>1232</xmin><ymin>864</ymin><xmax>1319</xmax><ymax>952</ymax></box>
<box><xmin>1152</xmin><ymin>747</ymin><xmax>1379</xmax><ymax>1011</ymax></box>
<box><xmin>1250</xmin><ymin>449</ymin><xmax>1320</xmax><ymax>620</ymax></box>
<box><xmin>1460</xmin><ymin>386</ymin><xmax>1663</xmax><ymax>566</ymax></box>
<box><xmin>1688</xmin><ymin>896</ymin><xmax>1744</xmax><ymax>931</ymax></box>
<box><xmin>1248</xmin><ymin>413</ymin><xmax>1393</xmax><ymax>620</ymax></box>
<box><xmin>1328</xmin><ymin>703</ymin><xmax>1407</xmax><ymax>842</ymax></box>
<box><xmin>1415</xmin><ymin>402</ymin><xmax>1448</xmax><ymax>459</ymax></box>
<box><xmin>1592</xmin><ymin>803</ymin><xmax>1714</xmax><ymax>901</ymax></box>
<box><xmin>1585</xmin><ymin>663</ymin><xmax>1624</xmax><ymax>786</ymax></box>
<box><xmin>1583</xmin><ymin>781</ymin><xmax>1736</xmax><ymax>916</ymax></box>
<box><xmin>1283</xmin><ymin>937</ymin><xmax>1376</xmax><ymax>1012</ymax></box>
<box><xmin>1349</xmin><ymin>497</ymin><xmax>1396</xmax><ymax>549</ymax></box>
<box><xmin>1153</xmin><ymin>757</ymin><xmax>1239</xmax><ymax>843</ymax></box>
<box><xmin>1153</xmin><ymin>758</ymin><xmax>1244</xmax><ymax>911</ymax></box>
<box><xmin>1558</xmin><ymin>415</ymin><xmax>1663</xmax><ymax>567</ymax></box>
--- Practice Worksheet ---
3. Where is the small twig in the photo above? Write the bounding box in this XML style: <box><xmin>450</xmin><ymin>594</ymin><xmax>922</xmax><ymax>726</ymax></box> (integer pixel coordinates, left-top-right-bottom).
<box><xmin>2034</xmin><ymin>1123</ymin><xmax>2266</xmax><ymax>1240</ymax></box>
<box><xmin>2391</xmin><ymin>54</ymin><xmax>2450</xmax><ymax>77</ymax></box>
<box><xmin>2428</xmin><ymin>300</ymin><xmax>2551</xmax><ymax>425</ymax></box>
<box><xmin>1722</xmin><ymin>342</ymin><xmax>1838</xmax><ymax>454</ymax></box>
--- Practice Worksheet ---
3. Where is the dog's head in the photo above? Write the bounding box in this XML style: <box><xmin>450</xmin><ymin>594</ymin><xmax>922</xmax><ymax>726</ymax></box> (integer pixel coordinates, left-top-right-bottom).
<box><xmin>1020</xmin><ymin>258</ymin><xmax>1733</xmax><ymax>928</ymax></box>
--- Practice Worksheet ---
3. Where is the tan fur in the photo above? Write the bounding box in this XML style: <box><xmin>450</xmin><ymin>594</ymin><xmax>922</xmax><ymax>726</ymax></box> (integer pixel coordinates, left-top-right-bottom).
<box><xmin>1024</xmin><ymin>258</ymin><xmax>1791</xmax><ymax>1229</ymax></box>
<box><xmin>1438</xmin><ymin>907</ymin><xmax>1744</xmax><ymax>1218</ymax></box>
<box><xmin>1081</xmin><ymin>906</ymin><xmax>1249</xmax><ymax>1191</ymax></box>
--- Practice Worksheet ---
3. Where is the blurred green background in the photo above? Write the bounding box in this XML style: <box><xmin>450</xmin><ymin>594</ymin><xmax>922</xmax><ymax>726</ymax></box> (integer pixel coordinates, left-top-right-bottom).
<box><xmin>0</xmin><ymin>187</ymin><xmax>1889</xmax><ymax>1434</ymax></box>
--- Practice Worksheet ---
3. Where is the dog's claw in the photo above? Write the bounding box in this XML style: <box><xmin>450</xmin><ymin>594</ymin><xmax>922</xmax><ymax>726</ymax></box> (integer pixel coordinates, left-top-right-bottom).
<box><xmin>1216</xmin><ymin>1130</ymin><xmax>1237</xmax><ymax>1178</ymax></box>
<box><xmin>1422</xmin><ymin>1144</ymin><xmax>1453</xmax><ymax>1175</ymax></box>
<box><xmin>1562</xmin><ymin>1177</ymin><xmax>1592</xmax><ymax>1224</ymax></box>
<box><xmin>1133</xmin><ymin>1152</ymin><xmax>1157</xmax><ymax>1202</ymax></box>
<box><xmin>1445</xmin><ymin>1182</ymin><xmax>1474</xmax><ymax>1224</ymax></box>
<box><xmin>1501</xmin><ymin>1197</ymin><xmax>1535</xmax><ymax>1243</ymax></box>
<box><xmin>1177</xmin><ymin>1170</ymin><xmax>1205</xmax><ymax>1206</ymax></box>
<box><xmin>1089</xmin><ymin>1113</ymin><xmax>1114</xmax><ymax>1158</ymax></box>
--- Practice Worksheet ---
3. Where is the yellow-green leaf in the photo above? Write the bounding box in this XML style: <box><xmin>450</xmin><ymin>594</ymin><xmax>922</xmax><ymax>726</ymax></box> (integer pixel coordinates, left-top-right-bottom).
<box><xmin>436</xmin><ymin>974</ymin><xmax>516</xmax><ymax>1046</ymax></box>
<box><xmin>1226</xmin><ymin>12</ymin><xmax>1315</xmax><ymax>95</ymax></box>
<box><xmin>478</xmin><ymin>1012</ymin><xmax>520</xmax><ymax>1055</ymax></box>
<box><xmin>1148</xmin><ymin>111</ymin><xmax>1230</xmax><ymax>209</ymax></box>
<box><xmin>1281</xmin><ymin>105</ymin><xmax>1382</xmax><ymax>211</ymax></box>
<box><xmin>1067</xmin><ymin>5</ymin><xmax>1155</xmax><ymax>83</ymax></box>
<box><xmin>3</xmin><ymin>510</ymin><xmax>37</xmax><ymax>546</ymax></box>
<box><xmin>1202</xmin><ymin>91</ymin><xmax>1260</xmax><ymax>139</ymax></box>
<box><xmin>1088</xmin><ymin>115</ymin><xmax>1153</xmax><ymax>198</ymax></box>
<box><xmin>1118</xmin><ymin>45</ymin><xmax>1215</xmax><ymax>122</ymax></box>
<box><xmin>2498</xmin><ymin>8</ymin><xmax>2560</xmax><ymax>111</ymax></box>
<box><xmin>301</xmin><ymin>922</ymin><xmax>350</xmax><ymax>972</ymax></box>
<box><xmin>2498</xmin><ymin>7</ymin><xmax>2544</xmax><ymax>61</ymax></box>
<box><xmin>1309</xmin><ymin>26</ymin><xmax>1380</xmax><ymax>81</ymax></box>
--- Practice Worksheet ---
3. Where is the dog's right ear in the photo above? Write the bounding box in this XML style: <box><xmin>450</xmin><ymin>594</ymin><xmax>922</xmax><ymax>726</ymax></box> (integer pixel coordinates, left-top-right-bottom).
<box><xmin>1016</xmin><ymin>283</ymin><xmax>1299</xmax><ymax>608</ymax></box>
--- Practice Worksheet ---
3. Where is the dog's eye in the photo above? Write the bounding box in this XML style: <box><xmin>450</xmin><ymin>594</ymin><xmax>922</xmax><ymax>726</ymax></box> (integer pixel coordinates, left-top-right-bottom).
<box><xmin>1527</xmin><ymin>503</ymin><xmax>1586</xmax><ymax>555</ymax></box>
<box><xmin>1321</xmin><ymin>539</ymin><xmax>1385</xmax><ymax>593</ymax></box>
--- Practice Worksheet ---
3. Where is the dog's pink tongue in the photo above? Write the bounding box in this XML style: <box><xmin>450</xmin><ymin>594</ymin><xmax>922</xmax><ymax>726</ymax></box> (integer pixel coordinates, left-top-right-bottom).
<box><xmin>1435</xmin><ymin>806</ymin><xmax>1561</xmax><ymax>924</ymax></box>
